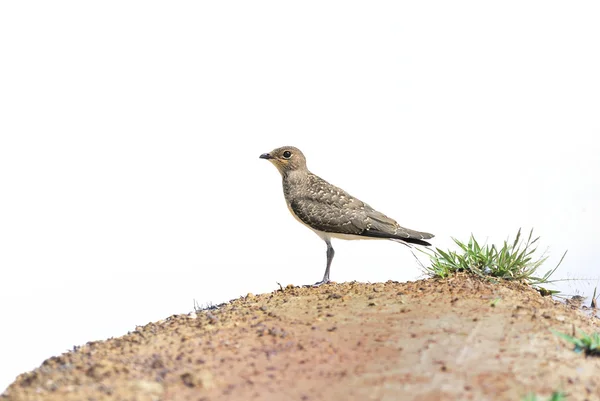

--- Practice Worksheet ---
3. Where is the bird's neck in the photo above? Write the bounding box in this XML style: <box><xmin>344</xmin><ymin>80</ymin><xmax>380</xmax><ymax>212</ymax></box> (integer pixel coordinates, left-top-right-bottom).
<box><xmin>282</xmin><ymin>169</ymin><xmax>310</xmax><ymax>201</ymax></box>
<box><xmin>283</xmin><ymin>169</ymin><xmax>309</xmax><ymax>185</ymax></box>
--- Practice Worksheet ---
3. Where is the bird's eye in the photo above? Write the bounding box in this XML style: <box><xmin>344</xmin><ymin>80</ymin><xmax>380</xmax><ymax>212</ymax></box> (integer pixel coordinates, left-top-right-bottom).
<box><xmin>282</xmin><ymin>151</ymin><xmax>292</xmax><ymax>159</ymax></box>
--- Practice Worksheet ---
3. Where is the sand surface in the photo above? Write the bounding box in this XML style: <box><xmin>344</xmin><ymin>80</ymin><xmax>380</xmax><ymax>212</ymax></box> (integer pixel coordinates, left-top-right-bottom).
<box><xmin>3</xmin><ymin>275</ymin><xmax>599</xmax><ymax>401</ymax></box>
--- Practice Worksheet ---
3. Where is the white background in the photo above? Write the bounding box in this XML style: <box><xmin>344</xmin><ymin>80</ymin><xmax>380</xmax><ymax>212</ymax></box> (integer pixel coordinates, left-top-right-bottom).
<box><xmin>1</xmin><ymin>1</ymin><xmax>599</xmax><ymax>392</ymax></box>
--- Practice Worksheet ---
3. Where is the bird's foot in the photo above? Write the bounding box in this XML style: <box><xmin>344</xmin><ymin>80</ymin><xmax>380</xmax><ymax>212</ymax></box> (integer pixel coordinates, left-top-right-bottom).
<box><xmin>310</xmin><ymin>279</ymin><xmax>331</xmax><ymax>287</ymax></box>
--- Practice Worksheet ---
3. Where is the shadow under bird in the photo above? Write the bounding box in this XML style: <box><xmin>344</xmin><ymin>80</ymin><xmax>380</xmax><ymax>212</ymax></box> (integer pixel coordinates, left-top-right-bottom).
<box><xmin>260</xmin><ymin>146</ymin><xmax>434</xmax><ymax>286</ymax></box>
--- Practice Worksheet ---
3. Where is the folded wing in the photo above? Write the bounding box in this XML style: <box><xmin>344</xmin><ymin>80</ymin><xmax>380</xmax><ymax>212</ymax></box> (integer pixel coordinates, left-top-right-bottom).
<box><xmin>289</xmin><ymin>192</ymin><xmax>433</xmax><ymax>246</ymax></box>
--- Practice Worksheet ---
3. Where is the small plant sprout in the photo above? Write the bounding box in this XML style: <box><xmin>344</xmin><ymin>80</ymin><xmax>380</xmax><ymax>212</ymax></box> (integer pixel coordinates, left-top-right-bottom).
<box><xmin>193</xmin><ymin>299</ymin><xmax>219</xmax><ymax>313</ymax></box>
<box><xmin>421</xmin><ymin>229</ymin><xmax>566</xmax><ymax>290</ymax></box>
<box><xmin>537</xmin><ymin>287</ymin><xmax>560</xmax><ymax>297</ymax></box>
<box><xmin>522</xmin><ymin>391</ymin><xmax>566</xmax><ymax>401</ymax></box>
<box><xmin>553</xmin><ymin>330</ymin><xmax>600</xmax><ymax>356</ymax></box>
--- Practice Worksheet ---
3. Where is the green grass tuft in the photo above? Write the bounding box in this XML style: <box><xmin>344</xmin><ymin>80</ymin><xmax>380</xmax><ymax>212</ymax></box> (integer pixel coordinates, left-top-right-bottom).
<box><xmin>421</xmin><ymin>229</ymin><xmax>565</xmax><ymax>289</ymax></box>
<box><xmin>522</xmin><ymin>391</ymin><xmax>566</xmax><ymax>401</ymax></box>
<box><xmin>553</xmin><ymin>330</ymin><xmax>600</xmax><ymax>356</ymax></box>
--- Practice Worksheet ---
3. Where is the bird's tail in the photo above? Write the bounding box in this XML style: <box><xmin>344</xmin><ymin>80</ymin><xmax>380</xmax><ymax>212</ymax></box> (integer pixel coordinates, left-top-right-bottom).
<box><xmin>391</xmin><ymin>237</ymin><xmax>432</xmax><ymax>247</ymax></box>
<box><xmin>393</xmin><ymin>227</ymin><xmax>434</xmax><ymax>246</ymax></box>
<box><xmin>363</xmin><ymin>230</ymin><xmax>433</xmax><ymax>246</ymax></box>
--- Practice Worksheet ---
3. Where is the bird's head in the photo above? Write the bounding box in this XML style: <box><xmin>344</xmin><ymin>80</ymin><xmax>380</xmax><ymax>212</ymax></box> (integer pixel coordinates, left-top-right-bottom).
<box><xmin>259</xmin><ymin>146</ymin><xmax>307</xmax><ymax>176</ymax></box>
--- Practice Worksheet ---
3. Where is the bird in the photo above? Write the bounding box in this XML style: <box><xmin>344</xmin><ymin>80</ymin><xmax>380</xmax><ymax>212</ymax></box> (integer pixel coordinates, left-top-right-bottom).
<box><xmin>260</xmin><ymin>145</ymin><xmax>434</xmax><ymax>286</ymax></box>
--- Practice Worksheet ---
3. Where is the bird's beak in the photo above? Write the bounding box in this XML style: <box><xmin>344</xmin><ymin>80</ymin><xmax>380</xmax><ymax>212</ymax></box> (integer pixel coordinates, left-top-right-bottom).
<box><xmin>259</xmin><ymin>153</ymin><xmax>273</xmax><ymax>160</ymax></box>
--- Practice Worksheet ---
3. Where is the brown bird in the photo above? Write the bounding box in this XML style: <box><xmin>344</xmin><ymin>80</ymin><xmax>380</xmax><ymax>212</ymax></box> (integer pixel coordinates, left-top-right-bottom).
<box><xmin>260</xmin><ymin>146</ymin><xmax>434</xmax><ymax>286</ymax></box>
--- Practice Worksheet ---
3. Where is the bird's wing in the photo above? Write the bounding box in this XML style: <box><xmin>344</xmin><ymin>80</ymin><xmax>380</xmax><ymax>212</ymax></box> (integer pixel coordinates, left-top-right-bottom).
<box><xmin>365</xmin><ymin>208</ymin><xmax>434</xmax><ymax>241</ymax></box>
<box><xmin>288</xmin><ymin>182</ymin><xmax>433</xmax><ymax>244</ymax></box>
<box><xmin>289</xmin><ymin>196</ymin><xmax>368</xmax><ymax>236</ymax></box>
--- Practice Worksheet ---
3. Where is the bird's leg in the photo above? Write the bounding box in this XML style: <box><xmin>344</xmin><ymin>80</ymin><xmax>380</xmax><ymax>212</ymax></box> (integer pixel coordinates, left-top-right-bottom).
<box><xmin>313</xmin><ymin>240</ymin><xmax>334</xmax><ymax>286</ymax></box>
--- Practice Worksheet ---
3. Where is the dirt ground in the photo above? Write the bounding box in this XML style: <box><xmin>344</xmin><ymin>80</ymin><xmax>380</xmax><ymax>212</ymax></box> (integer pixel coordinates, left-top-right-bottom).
<box><xmin>3</xmin><ymin>275</ymin><xmax>600</xmax><ymax>401</ymax></box>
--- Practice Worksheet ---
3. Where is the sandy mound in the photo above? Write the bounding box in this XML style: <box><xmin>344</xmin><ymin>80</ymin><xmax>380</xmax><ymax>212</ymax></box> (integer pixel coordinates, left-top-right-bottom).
<box><xmin>3</xmin><ymin>275</ymin><xmax>599</xmax><ymax>401</ymax></box>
